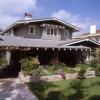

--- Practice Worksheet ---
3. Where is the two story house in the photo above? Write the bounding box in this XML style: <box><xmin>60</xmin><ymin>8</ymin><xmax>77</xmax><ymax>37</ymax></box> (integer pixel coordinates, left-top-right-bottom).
<box><xmin>0</xmin><ymin>14</ymin><xmax>99</xmax><ymax>76</ymax></box>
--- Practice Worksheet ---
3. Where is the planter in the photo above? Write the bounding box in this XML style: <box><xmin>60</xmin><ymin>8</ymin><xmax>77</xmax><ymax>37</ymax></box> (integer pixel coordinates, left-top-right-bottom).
<box><xmin>77</xmin><ymin>73</ymin><xmax>85</xmax><ymax>79</ymax></box>
<box><xmin>95</xmin><ymin>70</ymin><xmax>100</xmax><ymax>76</ymax></box>
<box><xmin>77</xmin><ymin>70</ymin><xmax>86</xmax><ymax>79</ymax></box>
<box><xmin>19</xmin><ymin>72</ymin><xmax>31</xmax><ymax>83</ymax></box>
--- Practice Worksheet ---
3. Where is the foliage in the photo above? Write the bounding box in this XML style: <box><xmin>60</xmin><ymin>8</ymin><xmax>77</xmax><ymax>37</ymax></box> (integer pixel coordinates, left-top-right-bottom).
<box><xmin>89</xmin><ymin>58</ymin><xmax>98</xmax><ymax>68</ymax></box>
<box><xmin>0</xmin><ymin>58</ymin><xmax>7</xmax><ymax>69</ymax></box>
<box><xmin>0</xmin><ymin>58</ymin><xmax>7</xmax><ymax>65</ymax></box>
<box><xmin>76</xmin><ymin>64</ymin><xmax>87</xmax><ymax>79</ymax></box>
<box><xmin>76</xmin><ymin>63</ymin><xmax>88</xmax><ymax>69</ymax></box>
<box><xmin>95</xmin><ymin>64</ymin><xmax>100</xmax><ymax>76</ymax></box>
<box><xmin>32</xmin><ymin>67</ymin><xmax>52</xmax><ymax>76</ymax></box>
<box><xmin>96</xmin><ymin>48</ymin><xmax>100</xmax><ymax>63</ymax></box>
<box><xmin>20</xmin><ymin>57</ymin><xmax>77</xmax><ymax>76</ymax></box>
<box><xmin>20</xmin><ymin>57</ymin><xmax>40</xmax><ymax>73</ymax></box>
<box><xmin>57</xmin><ymin>71</ymin><xmax>66</xmax><ymax>79</ymax></box>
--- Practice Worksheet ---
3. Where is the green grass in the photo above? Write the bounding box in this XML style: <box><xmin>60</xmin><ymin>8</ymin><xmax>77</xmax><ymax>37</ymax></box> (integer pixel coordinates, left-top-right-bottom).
<box><xmin>28</xmin><ymin>77</ymin><xmax>100</xmax><ymax>100</ymax></box>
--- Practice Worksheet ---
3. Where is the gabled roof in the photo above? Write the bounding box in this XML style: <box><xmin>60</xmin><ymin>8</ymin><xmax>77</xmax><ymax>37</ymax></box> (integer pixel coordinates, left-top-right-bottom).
<box><xmin>60</xmin><ymin>38</ymin><xmax>100</xmax><ymax>47</ymax></box>
<box><xmin>1</xmin><ymin>17</ymin><xmax>80</xmax><ymax>34</ymax></box>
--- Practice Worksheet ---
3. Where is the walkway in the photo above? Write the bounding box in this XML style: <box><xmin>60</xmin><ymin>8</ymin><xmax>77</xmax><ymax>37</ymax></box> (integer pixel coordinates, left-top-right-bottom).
<box><xmin>0</xmin><ymin>78</ymin><xmax>38</xmax><ymax>100</ymax></box>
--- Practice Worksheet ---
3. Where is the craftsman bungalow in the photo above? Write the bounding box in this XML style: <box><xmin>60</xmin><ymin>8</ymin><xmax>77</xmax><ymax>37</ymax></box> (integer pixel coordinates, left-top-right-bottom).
<box><xmin>0</xmin><ymin>14</ymin><xmax>100</xmax><ymax>76</ymax></box>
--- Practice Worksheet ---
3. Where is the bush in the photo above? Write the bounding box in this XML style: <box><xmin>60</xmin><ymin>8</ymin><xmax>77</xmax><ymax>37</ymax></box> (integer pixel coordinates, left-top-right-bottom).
<box><xmin>95</xmin><ymin>64</ymin><xmax>100</xmax><ymax>76</ymax></box>
<box><xmin>0</xmin><ymin>58</ymin><xmax>7</xmax><ymax>75</ymax></box>
<box><xmin>20</xmin><ymin>57</ymin><xmax>40</xmax><ymax>74</ymax></box>
<box><xmin>76</xmin><ymin>64</ymin><xmax>87</xmax><ymax>79</ymax></box>
<box><xmin>89</xmin><ymin>58</ymin><xmax>98</xmax><ymax>68</ymax></box>
<box><xmin>0</xmin><ymin>58</ymin><xmax>7</xmax><ymax>69</ymax></box>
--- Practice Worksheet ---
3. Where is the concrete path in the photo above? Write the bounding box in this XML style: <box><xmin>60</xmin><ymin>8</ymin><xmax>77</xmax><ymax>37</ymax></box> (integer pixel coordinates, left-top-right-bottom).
<box><xmin>0</xmin><ymin>78</ymin><xmax>38</xmax><ymax>100</ymax></box>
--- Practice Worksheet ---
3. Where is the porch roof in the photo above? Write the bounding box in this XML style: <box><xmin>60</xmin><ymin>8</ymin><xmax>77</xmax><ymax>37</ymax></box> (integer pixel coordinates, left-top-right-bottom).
<box><xmin>59</xmin><ymin>38</ymin><xmax>100</xmax><ymax>47</ymax></box>
<box><xmin>0</xmin><ymin>35</ymin><xmax>90</xmax><ymax>49</ymax></box>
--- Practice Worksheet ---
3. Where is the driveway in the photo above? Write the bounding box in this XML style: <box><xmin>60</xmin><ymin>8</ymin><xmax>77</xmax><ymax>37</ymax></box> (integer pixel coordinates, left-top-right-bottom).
<box><xmin>0</xmin><ymin>78</ymin><xmax>38</xmax><ymax>100</ymax></box>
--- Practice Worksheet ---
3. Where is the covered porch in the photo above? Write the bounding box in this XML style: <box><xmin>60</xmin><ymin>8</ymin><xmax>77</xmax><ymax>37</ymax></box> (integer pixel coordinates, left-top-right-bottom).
<box><xmin>0</xmin><ymin>46</ymin><xmax>90</xmax><ymax>77</ymax></box>
<box><xmin>0</xmin><ymin>36</ymin><xmax>92</xmax><ymax>77</ymax></box>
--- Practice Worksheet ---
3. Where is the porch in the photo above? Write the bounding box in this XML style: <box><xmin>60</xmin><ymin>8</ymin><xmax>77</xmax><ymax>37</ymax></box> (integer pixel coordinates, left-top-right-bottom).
<box><xmin>0</xmin><ymin>46</ymin><xmax>90</xmax><ymax>77</ymax></box>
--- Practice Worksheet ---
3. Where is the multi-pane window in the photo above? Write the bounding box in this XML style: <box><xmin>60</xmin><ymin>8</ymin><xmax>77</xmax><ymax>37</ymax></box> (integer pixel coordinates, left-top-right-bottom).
<box><xmin>29</xmin><ymin>26</ymin><xmax>35</xmax><ymax>34</ymax></box>
<box><xmin>46</xmin><ymin>28</ymin><xmax>58</xmax><ymax>36</ymax></box>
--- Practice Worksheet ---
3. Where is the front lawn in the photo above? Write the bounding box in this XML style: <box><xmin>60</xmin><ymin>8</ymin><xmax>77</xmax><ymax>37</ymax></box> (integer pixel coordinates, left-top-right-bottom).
<box><xmin>28</xmin><ymin>77</ymin><xmax>100</xmax><ymax>100</ymax></box>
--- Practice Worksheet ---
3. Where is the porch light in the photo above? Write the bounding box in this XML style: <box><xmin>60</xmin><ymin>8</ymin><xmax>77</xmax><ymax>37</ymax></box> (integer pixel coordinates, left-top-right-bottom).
<box><xmin>58</xmin><ymin>48</ymin><xmax>60</xmax><ymax>51</ymax></box>
<box><xmin>86</xmin><ymin>49</ymin><xmax>87</xmax><ymax>51</ymax></box>
<box><xmin>45</xmin><ymin>48</ymin><xmax>47</xmax><ymax>50</ymax></box>
<box><xmin>6</xmin><ymin>47</ymin><xmax>9</xmax><ymax>50</ymax></box>
<box><xmin>52</xmin><ymin>48</ymin><xmax>54</xmax><ymax>50</ymax></box>
<box><xmin>70</xmin><ymin>48</ymin><xmax>71</xmax><ymax>51</ymax></box>
<box><xmin>28</xmin><ymin>48</ymin><xmax>30</xmax><ymax>50</ymax></box>
<box><xmin>89</xmin><ymin>49</ymin><xmax>91</xmax><ymax>51</ymax></box>
<box><xmin>75</xmin><ymin>48</ymin><xmax>77</xmax><ymax>51</ymax></box>
<box><xmin>81</xmin><ymin>49</ymin><xmax>83</xmax><ymax>51</ymax></box>
<box><xmin>16</xmin><ymin>47</ymin><xmax>19</xmax><ymax>49</ymax></box>
<box><xmin>64</xmin><ymin>48</ymin><xmax>66</xmax><ymax>51</ymax></box>
<box><xmin>37</xmin><ymin>48</ymin><xmax>39</xmax><ymax>50</ymax></box>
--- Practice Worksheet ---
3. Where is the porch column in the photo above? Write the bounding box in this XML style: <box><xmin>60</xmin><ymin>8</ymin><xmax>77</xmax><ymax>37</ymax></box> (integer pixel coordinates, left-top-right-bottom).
<box><xmin>85</xmin><ymin>49</ymin><xmax>91</xmax><ymax>63</ymax></box>
<box><xmin>5</xmin><ymin>51</ymin><xmax>11</xmax><ymax>65</ymax></box>
<box><xmin>11</xmin><ymin>28</ymin><xmax>14</xmax><ymax>36</ymax></box>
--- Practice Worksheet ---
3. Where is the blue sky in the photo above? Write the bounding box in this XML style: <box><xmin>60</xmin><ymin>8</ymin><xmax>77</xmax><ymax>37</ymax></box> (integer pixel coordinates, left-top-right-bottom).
<box><xmin>0</xmin><ymin>0</ymin><xmax>100</xmax><ymax>35</ymax></box>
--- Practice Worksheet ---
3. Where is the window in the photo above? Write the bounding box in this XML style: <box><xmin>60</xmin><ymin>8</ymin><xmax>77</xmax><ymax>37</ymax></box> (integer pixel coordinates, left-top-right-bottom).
<box><xmin>54</xmin><ymin>29</ymin><xmax>57</xmax><ymax>36</ymax></box>
<box><xmin>29</xmin><ymin>25</ymin><xmax>35</xmax><ymax>34</ymax></box>
<box><xmin>64</xmin><ymin>30</ymin><xmax>69</xmax><ymax>37</ymax></box>
<box><xmin>46</xmin><ymin>28</ymin><xmax>58</xmax><ymax>36</ymax></box>
<box><xmin>51</xmin><ymin>29</ymin><xmax>53</xmax><ymax>36</ymax></box>
<box><xmin>47</xmin><ymin>29</ymin><xmax>50</xmax><ymax>35</ymax></box>
<box><xmin>96</xmin><ymin>37</ymin><xmax>98</xmax><ymax>41</ymax></box>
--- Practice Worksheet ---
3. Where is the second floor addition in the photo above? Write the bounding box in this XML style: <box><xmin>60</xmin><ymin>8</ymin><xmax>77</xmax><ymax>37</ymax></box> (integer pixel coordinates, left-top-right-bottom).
<box><xmin>1</xmin><ymin>17</ymin><xmax>80</xmax><ymax>41</ymax></box>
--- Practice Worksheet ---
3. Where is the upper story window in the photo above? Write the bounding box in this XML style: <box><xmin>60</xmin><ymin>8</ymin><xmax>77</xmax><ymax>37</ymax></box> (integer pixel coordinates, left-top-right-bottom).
<box><xmin>46</xmin><ymin>28</ymin><xmax>58</xmax><ymax>36</ymax></box>
<box><xmin>29</xmin><ymin>25</ymin><xmax>35</xmax><ymax>34</ymax></box>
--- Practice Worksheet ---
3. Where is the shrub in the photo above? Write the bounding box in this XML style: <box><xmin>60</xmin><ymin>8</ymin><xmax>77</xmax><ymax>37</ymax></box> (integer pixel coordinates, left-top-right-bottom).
<box><xmin>0</xmin><ymin>58</ymin><xmax>7</xmax><ymax>69</ymax></box>
<box><xmin>0</xmin><ymin>58</ymin><xmax>7</xmax><ymax>75</ymax></box>
<box><xmin>89</xmin><ymin>58</ymin><xmax>98</xmax><ymax>68</ymax></box>
<box><xmin>57</xmin><ymin>71</ymin><xmax>66</xmax><ymax>79</ymax></box>
<box><xmin>95</xmin><ymin>64</ymin><xmax>100</xmax><ymax>76</ymax></box>
<box><xmin>76</xmin><ymin>64</ymin><xmax>87</xmax><ymax>79</ymax></box>
<box><xmin>20</xmin><ymin>57</ymin><xmax>40</xmax><ymax>74</ymax></box>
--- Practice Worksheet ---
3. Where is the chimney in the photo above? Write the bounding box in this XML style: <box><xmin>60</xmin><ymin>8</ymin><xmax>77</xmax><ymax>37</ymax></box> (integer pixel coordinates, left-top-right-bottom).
<box><xmin>90</xmin><ymin>25</ymin><xmax>96</xmax><ymax>34</ymax></box>
<box><xmin>24</xmin><ymin>13</ymin><xmax>32</xmax><ymax>20</ymax></box>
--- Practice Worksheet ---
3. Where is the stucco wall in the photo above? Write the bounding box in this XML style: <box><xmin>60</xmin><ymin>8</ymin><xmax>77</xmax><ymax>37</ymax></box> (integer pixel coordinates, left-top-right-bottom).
<box><xmin>15</xmin><ymin>25</ymin><xmax>42</xmax><ymax>39</ymax></box>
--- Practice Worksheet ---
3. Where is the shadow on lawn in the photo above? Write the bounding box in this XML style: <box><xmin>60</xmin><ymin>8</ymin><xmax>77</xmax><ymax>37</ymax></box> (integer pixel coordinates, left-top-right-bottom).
<box><xmin>28</xmin><ymin>79</ymin><xmax>59</xmax><ymax>100</ymax></box>
<box><xmin>87</xmin><ymin>95</ymin><xmax>100</xmax><ymax>100</ymax></box>
<box><xmin>67</xmin><ymin>79</ymin><xmax>85</xmax><ymax>100</ymax></box>
<box><xmin>28</xmin><ymin>78</ymin><xmax>86</xmax><ymax>100</ymax></box>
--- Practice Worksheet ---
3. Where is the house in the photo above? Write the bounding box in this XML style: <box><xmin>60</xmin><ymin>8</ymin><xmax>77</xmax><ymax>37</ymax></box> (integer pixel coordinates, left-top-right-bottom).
<box><xmin>75</xmin><ymin>29</ymin><xmax>100</xmax><ymax>43</ymax></box>
<box><xmin>0</xmin><ymin>14</ymin><xmax>99</xmax><ymax>76</ymax></box>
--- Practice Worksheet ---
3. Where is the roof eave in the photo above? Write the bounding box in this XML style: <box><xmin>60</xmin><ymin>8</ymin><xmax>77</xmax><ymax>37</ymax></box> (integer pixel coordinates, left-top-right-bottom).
<box><xmin>1</xmin><ymin>17</ymin><xmax>80</xmax><ymax>34</ymax></box>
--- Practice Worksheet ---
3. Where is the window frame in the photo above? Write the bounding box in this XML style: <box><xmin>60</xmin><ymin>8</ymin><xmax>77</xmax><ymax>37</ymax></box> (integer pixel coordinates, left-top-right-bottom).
<box><xmin>29</xmin><ymin>25</ymin><xmax>36</xmax><ymax>34</ymax></box>
<box><xmin>46</xmin><ymin>28</ymin><xmax>58</xmax><ymax>36</ymax></box>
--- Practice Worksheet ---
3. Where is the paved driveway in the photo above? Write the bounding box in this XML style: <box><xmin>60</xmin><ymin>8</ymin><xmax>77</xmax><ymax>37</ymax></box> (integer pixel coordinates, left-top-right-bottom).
<box><xmin>0</xmin><ymin>78</ymin><xmax>38</xmax><ymax>100</ymax></box>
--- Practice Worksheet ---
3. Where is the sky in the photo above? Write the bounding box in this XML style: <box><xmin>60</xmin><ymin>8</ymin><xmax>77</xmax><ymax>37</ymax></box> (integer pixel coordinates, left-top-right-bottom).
<box><xmin>0</xmin><ymin>0</ymin><xmax>100</xmax><ymax>36</ymax></box>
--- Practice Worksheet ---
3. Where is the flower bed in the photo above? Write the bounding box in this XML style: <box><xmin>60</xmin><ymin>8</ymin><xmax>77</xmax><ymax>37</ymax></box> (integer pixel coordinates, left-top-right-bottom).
<box><xmin>19</xmin><ymin>70</ymin><xmax>96</xmax><ymax>83</ymax></box>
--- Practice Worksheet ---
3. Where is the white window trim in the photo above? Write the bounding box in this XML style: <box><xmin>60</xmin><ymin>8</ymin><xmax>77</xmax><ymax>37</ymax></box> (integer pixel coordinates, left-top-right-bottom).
<box><xmin>29</xmin><ymin>25</ymin><xmax>35</xmax><ymax>34</ymax></box>
<box><xmin>46</xmin><ymin>28</ymin><xmax>59</xmax><ymax>37</ymax></box>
